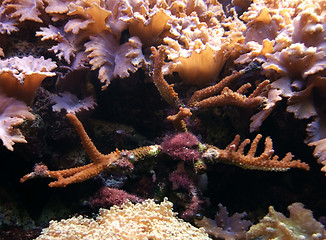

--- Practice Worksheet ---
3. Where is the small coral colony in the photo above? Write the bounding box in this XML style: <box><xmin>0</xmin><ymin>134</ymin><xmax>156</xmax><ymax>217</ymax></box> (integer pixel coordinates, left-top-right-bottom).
<box><xmin>1</xmin><ymin>0</ymin><xmax>326</xmax><ymax>239</ymax></box>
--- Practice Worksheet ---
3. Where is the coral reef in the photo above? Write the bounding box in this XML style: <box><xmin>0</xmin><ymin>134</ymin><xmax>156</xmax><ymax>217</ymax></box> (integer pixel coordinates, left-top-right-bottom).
<box><xmin>0</xmin><ymin>0</ymin><xmax>325</xmax><ymax>239</ymax></box>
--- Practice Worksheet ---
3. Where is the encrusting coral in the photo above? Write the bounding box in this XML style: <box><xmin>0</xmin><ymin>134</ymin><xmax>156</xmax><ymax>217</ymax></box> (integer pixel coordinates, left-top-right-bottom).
<box><xmin>36</xmin><ymin>198</ymin><xmax>212</xmax><ymax>240</ymax></box>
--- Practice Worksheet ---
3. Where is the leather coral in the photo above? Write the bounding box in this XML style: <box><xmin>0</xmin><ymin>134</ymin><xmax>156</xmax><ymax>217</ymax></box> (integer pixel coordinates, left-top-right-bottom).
<box><xmin>0</xmin><ymin>56</ymin><xmax>57</xmax><ymax>104</ymax></box>
<box><xmin>0</xmin><ymin>93</ymin><xmax>35</xmax><ymax>151</ymax></box>
<box><xmin>235</xmin><ymin>0</ymin><xmax>326</xmax><ymax>174</ymax></box>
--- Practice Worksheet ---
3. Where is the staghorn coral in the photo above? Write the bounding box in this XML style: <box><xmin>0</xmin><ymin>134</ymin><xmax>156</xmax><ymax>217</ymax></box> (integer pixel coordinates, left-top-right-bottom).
<box><xmin>0</xmin><ymin>93</ymin><xmax>35</xmax><ymax>151</ymax></box>
<box><xmin>21</xmin><ymin>114</ymin><xmax>309</xmax><ymax>188</ymax></box>
<box><xmin>21</xmin><ymin>114</ymin><xmax>161</xmax><ymax>187</ymax></box>
<box><xmin>152</xmin><ymin>46</ymin><xmax>269</xmax><ymax>132</ymax></box>
<box><xmin>36</xmin><ymin>198</ymin><xmax>211</xmax><ymax>240</ymax></box>
<box><xmin>247</xmin><ymin>203</ymin><xmax>326</xmax><ymax>240</ymax></box>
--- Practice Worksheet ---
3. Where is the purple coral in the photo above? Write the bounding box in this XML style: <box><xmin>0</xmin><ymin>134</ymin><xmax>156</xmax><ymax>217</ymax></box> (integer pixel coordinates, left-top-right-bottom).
<box><xmin>195</xmin><ymin>204</ymin><xmax>251</xmax><ymax>240</ymax></box>
<box><xmin>90</xmin><ymin>186</ymin><xmax>143</xmax><ymax>208</ymax></box>
<box><xmin>169</xmin><ymin>165</ymin><xmax>204</xmax><ymax>220</ymax></box>
<box><xmin>161</xmin><ymin>132</ymin><xmax>200</xmax><ymax>162</ymax></box>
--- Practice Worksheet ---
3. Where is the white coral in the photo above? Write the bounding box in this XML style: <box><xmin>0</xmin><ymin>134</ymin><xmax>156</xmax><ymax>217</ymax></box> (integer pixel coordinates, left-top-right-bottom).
<box><xmin>0</xmin><ymin>94</ymin><xmax>35</xmax><ymax>151</ymax></box>
<box><xmin>51</xmin><ymin>92</ymin><xmax>97</xmax><ymax>114</ymax></box>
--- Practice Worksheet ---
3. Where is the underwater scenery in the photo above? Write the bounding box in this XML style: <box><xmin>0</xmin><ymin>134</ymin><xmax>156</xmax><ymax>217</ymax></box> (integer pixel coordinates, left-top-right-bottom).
<box><xmin>0</xmin><ymin>0</ymin><xmax>326</xmax><ymax>239</ymax></box>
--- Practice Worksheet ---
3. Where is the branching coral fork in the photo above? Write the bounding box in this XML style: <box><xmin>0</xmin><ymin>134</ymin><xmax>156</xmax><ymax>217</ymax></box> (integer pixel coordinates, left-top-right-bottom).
<box><xmin>21</xmin><ymin>114</ymin><xmax>161</xmax><ymax>187</ymax></box>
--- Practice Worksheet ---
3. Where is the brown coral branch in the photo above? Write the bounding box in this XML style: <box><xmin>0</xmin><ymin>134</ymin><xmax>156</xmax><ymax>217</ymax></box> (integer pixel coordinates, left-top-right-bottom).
<box><xmin>21</xmin><ymin>114</ymin><xmax>161</xmax><ymax>187</ymax></box>
<box><xmin>216</xmin><ymin>134</ymin><xmax>310</xmax><ymax>171</ymax></box>
<box><xmin>187</xmin><ymin>70</ymin><xmax>245</xmax><ymax>107</ymax></box>
<box><xmin>166</xmin><ymin>107</ymin><xmax>192</xmax><ymax>132</ymax></box>
<box><xmin>151</xmin><ymin>46</ymin><xmax>180</xmax><ymax>108</ymax></box>
<box><xmin>192</xmin><ymin>85</ymin><xmax>266</xmax><ymax>109</ymax></box>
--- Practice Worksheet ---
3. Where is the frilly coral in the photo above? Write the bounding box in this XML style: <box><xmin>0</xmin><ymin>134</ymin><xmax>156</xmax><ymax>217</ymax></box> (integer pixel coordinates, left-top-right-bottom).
<box><xmin>247</xmin><ymin>202</ymin><xmax>326</xmax><ymax>240</ymax></box>
<box><xmin>162</xmin><ymin>2</ymin><xmax>245</xmax><ymax>85</ymax></box>
<box><xmin>64</xmin><ymin>0</ymin><xmax>111</xmax><ymax>35</ymax></box>
<box><xmin>195</xmin><ymin>204</ymin><xmax>251</xmax><ymax>240</ymax></box>
<box><xmin>4</xmin><ymin>0</ymin><xmax>44</xmax><ymax>23</ymax></box>
<box><xmin>235</xmin><ymin>0</ymin><xmax>326</xmax><ymax>173</ymax></box>
<box><xmin>36</xmin><ymin>198</ymin><xmax>211</xmax><ymax>240</ymax></box>
<box><xmin>85</xmin><ymin>34</ymin><xmax>144</xmax><ymax>89</ymax></box>
<box><xmin>0</xmin><ymin>56</ymin><xmax>57</xmax><ymax>104</ymax></box>
<box><xmin>51</xmin><ymin>92</ymin><xmax>97</xmax><ymax>114</ymax></box>
<box><xmin>0</xmin><ymin>2</ymin><xmax>18</xmax><ymax>34</ymax></box>
<box><xmin>0</xmin><ymin>94</ymin><xmax>35</xmax><ymax>151</ymax></box>
<box><xmin>36</xmin><ymin>25</ymin><xmax>79</xmax><ymax>64</ymax></box>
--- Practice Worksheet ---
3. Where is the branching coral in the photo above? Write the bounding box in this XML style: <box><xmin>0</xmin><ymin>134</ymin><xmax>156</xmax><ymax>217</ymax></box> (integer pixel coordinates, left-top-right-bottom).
<box><xmin>1</xmin><ymin>1</ymin><xmax>326</xmax><ymax>237</ymax></box>
<box><xmin>152</xmin><ymin>46</ymin><xmax>268</xmax><ymax>132</ymax></box>
<box><xmin>21</xmin><ymin>114</ymin><xmax>309</xmax><ymax>188</ymax></box>
<box><xmin>0</xmin><ymin>93</ymin><xmax>35</xmax><ymax>151</ymax></box>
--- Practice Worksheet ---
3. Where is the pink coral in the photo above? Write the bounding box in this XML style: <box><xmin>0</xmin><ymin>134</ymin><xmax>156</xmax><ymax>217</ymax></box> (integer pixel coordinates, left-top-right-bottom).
<box><xmin>161</xmin><ymin>132</ymin><xmax>200</xmax><ymax>162</ymax></box>
<box><xmin>169</xmin><ymin>164</ymin><xmax>204</xmax><ymax>220</ymax></box>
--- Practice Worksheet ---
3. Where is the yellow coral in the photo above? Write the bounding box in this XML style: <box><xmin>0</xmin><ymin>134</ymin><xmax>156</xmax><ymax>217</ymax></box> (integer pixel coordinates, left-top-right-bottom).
<box><xmin>247</xmin><ymin>203</ymin><xmax>326</xmax><ymax>240</ymax></box>
<box><xmin>36</xmin><ymin>198</ymin><xmax>211</xmax><ymax>240</ymax></box>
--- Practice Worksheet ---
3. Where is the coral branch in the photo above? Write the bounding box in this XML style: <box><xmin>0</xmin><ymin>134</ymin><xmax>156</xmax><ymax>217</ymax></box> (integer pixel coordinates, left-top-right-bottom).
<box><xmin>216</xmin><ymin>134</ymin><xmax>310</xmax><ymax>171</ymax></box>
<box><xmin>151</xmin><ymin>47</ymin><xmax>180</xmax><ymax>108</ymax></box>
<box><xmin>21</xmin><ymin>114</ymin><xmax>161</xmax><ymax>187</ymax></box>
<box><xmin>166</xmin><ymin>107</ymin><xmax>192</xmax><ymax>132</ymax></box>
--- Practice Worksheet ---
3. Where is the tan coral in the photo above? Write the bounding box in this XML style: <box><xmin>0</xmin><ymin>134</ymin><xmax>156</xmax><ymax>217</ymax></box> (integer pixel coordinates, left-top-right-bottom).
<box><xmin>85</xmin><ymin>33</ymin><xmax>144</xmax><ymax>90</ymax></box>
<box><xmin>36</xmin><ymin>198</ymin><xmax>211</xmax><ymax>240</ymax></box>
<box><xmin>123</xmin><ymin>6</ymin><xmax>172</xmax><ymax>47</ymax></box>
<box><xmin>65</xmin><ymin>0</ymin><xmax>112</xmax><ymax>35</ymax></box>
<box><xmin>0</xmin><ymin>93</ymin><xmax>35</xmax><ymax>151</ymax></box>
<box><xmin>247</xmin><ymin>203</ymin><xmax>326</xmax><ymax>240</ymax></box>
<box><xmin>0</xmin><ymin>56</ymin><xmax>57</xmax><ymax>104</ymax></box>
<box><xmin>163</xmin><ymin>5</ymin><xmax>245</xmax><ymax>85</ymax></box>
